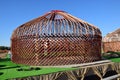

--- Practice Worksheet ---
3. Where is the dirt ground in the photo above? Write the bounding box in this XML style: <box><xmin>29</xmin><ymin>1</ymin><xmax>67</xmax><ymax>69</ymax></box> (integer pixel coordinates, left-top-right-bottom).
<box><xmin>0</xmin><ymin>53</ymin><xmax>7</xmax><ymax>58</ymax></box>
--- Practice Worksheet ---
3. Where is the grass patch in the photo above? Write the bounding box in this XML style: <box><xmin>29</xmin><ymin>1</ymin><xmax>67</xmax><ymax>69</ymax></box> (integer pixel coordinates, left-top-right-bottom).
<box><xmin>109</xmin><ymin>58</ymin><xmax>120</xmax><ymax>62</ymax></box>
<box><xmin>0</xmin><ymin>58</ymin><xmax>76</xmax><ymax>80</ymax></box>
<box><xmin>102</xmin><ymin>51</ymin><xmax>120</xmax><ymax>62</ymax></box>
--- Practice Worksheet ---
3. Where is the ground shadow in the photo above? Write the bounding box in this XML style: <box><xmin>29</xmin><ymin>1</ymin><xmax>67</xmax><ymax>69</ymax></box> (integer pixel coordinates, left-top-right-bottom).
<box><xmin>17</xmin><ymin>67</ymin><xmax>41</xmax><ymax>71</ymax></box>
<box><xmin>0</xmin><ymin>72</ymin><xmax>3</xmax><ymax>75</ymax></box>
<box><xmin>0</xmin><ymin>65</ymin><xmax>6</xmax><ymax>68</ymax></box>
<box><xmin>103</xmin><ymin>70</ymin><xmax>117</xmax><ymax>78</ymax></box>
<box><xmin>0</xmin><ymin>58</ymin><xmax>10</xmax><ymax>62</ymax></box>
<box><xmin>84</xmin><ymin>74</ymin><xmax>100</xmax><ymax>80</ymax></box>
<box><xmin>0</xmin><ymin>66</ymin><xmax>20</xmax><ymax>70</ymax></box>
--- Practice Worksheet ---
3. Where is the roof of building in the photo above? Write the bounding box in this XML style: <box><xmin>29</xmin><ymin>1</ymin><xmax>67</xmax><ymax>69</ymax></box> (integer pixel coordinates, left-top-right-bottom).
<box><xmin>103</xmin><ymin>28</ymin><xmax>120</xmax><ymax>42</ymax></box>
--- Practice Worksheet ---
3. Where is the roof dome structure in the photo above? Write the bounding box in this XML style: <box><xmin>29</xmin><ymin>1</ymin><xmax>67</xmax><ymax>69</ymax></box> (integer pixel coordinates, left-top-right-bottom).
<box><xmin>103</xmin><ymin>28</ymin><xmax>120</xmax><ymax>52</ymax></box>
<box><xmin>11</xmin><ymin>10</ymin><xmax>102</xmax><ymax>66</ymax></box>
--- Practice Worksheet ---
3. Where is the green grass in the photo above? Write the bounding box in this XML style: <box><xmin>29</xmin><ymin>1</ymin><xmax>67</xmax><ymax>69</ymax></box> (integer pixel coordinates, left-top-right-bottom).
<box><xmin>109</xmin><ymin>58</ymin><xmax>120</xmax><ymax>62</ymax></box>
<box><xmin>3</xmin><ymin>51</ymin><xmax>120</xmax><ymax>80</ymax></box>
<box><xmin>0</xmin><ymin>58</ymin><xmax>76</xmax><ymax>80</ymax></box>
<box><xmin>102</xmin><ymin>51</ymin><xmax>120</xmax><ymax>63</ymax></box>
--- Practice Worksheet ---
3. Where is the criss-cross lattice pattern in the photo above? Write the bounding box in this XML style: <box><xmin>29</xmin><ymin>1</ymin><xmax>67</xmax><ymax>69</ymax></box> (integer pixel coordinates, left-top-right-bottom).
<box><xmin>103</xmin><ymin>28</ymin><xmax>120</xmax><ymax>53</ymax></box>
<box><xmin>103</xmin><ymin>41</ymin><xmax>120</xmax><ymax>53</ymax></box>
<box><xmin>11</xmin><ymin>10</ymin><xmax>102</xmax><ymax>66</ymax></box>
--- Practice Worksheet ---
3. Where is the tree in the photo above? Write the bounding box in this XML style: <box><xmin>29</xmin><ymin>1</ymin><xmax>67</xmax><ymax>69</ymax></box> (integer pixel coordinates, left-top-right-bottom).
<box><xmin>0</xmin><ymin>46</ymin><xmax>11</xmax><ymax>50</ymax></box>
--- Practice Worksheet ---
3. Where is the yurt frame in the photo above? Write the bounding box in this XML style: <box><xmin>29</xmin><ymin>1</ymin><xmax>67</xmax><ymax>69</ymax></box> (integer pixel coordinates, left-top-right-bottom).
<box><xmin>103</xmin><ymin>29</ymin><xmax>120</xmax><ymax>53</ymax></box>
<box><xmin>103</xmin><ymin>41</ymin><xmax>120</xmax><ymax>53</ymax></box>
<box><xmin>11</xmin><ymin>10</ymin><xmax>102</xmax><ymax>66</ymax></box>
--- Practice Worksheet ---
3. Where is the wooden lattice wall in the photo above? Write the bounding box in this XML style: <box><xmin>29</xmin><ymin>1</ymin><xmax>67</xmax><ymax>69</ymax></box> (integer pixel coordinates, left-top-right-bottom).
<box><xmin>11</xmin><ymin>10</ymin><xmax>102</xmax><ymax>66</ymax></box>
<box><xmin>103</xmin><ymin>41</ymin><xmax>120</xmax><ymax>53</ymax></box>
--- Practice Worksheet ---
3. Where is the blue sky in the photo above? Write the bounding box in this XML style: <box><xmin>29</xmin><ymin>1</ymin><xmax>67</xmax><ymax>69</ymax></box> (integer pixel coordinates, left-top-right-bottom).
<box><xmin>0</xmin><ymin>0</ymin><xmax>120</xmax><ymax>46</ymax></box>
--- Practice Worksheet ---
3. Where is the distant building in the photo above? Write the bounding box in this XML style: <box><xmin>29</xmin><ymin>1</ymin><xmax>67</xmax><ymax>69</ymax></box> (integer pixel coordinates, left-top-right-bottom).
<box><xmin>103</xmin><ymin>28</ymin><xmax>120</xmax><ymax>52</ymax></box>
